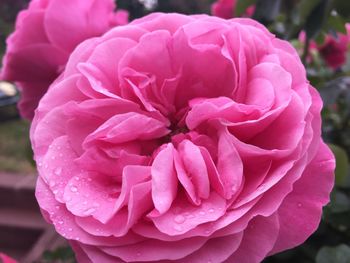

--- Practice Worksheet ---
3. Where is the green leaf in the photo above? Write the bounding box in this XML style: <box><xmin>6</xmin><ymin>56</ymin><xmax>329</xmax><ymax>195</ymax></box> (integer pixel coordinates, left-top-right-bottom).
<box><xmin>293</xmin><ymin>0</ymin><xmax>322</xmax><ymax>26</ymax></box>
<box><xmin>329</xmin><ymin>144</ymin><xmax>349</xmax><ymax>188</ymax></box>
<box><xmin>253</xmin><ymin>0</ymin><xmax>281</xmax><ymax>25</ymax></box>
<box><xmin>327</xmin><ymin>13</ymin><xmax>347</xmax><ymax>34</ymax></box>
<box><xmin>305</xmin><ymin>0</ymin><xmax>332</xmax><ymax>39</ymax></box>
<box><xmin>316</xmin><ymin>245</ymin><xmax>350</xmax><ymax>263</ymax></box>
<box><xmin>330</xmin><ymin>190</ymin><xmax>350</xmax><ymax>213</ymax></box>
<box><xmin>235</xmin><ymin>0</ymin><xmax>257</xmax><ymax>16</ymax></box>
<box><xmin>334</xmin><ymin>0</ymin><xmax>350</xmax><ymax>18</ymax></box>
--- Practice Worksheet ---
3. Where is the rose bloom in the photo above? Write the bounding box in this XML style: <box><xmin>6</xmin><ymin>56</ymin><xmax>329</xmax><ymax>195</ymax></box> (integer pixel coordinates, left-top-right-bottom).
<box><xmin>299</xmin><ymin>25</ymin><xmax>350</xmax><ymax>70</ymax></box>
<box><xmin>318</xmin><ymin>26</ymin><xmax>350</xmax><ymax>70</ymax></box>
<box><xmin>31</xmin><ymin>13</ymin><xmax>335</xmax><ymax>263</ymax></box>
<box><xmin>211</xmin><ymin>0</ymin><xmax>255</xmax><ymax>19</ymax></box>
<box><xmin>1</xmin><ymin>0</ymin><xmax>128</xmax><ymax>120</ymax></box>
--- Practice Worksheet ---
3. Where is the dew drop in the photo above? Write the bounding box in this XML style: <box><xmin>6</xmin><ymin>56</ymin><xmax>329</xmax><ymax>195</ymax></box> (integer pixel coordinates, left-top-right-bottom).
<box><xmin>87</xmin><ymin>177</ymin><xmax>92</xmax><ymax>182</ymax></box>
<box><xmin>38</xmin><ymin>162</ymin><xmax>43</xmax><ymax>167</ymax></box>
<box><xmin>186</xmin><ymin>214</ymin><xmax>195</xmax><ymax>219</ymax></box>
<box><xmin>208</xmin><ymin>208</ymin><xmax>215</xmax><ymax>213</ymax></box>
<box><xmin>70</xmin><ymin>186</ymin><xmax>78</xmax><ymax>193</ymax></box>
<box><xmin>55</xmin><ymin>205</ymin><xmax>60</xmax><ymax>210</ymax></box>
<box><xmin>83</xmin><ymin>208</ymin><xmax>96</xmax><ymax>215</ymax></box>
<box><xmin>68</xmin><ymin>228</ymin><xmax>73</xmax><ymax>232</ymax></box>
<box><xmin>49</xmin><ymin>181</ymin><xmax>56</xmax><ymax>187</ymax></box>
<box><xmin>173</xmin><ymin>225</ymin><xmax>183</xmax><ymax>232</ymax></box>
<box><xmin>297</xmin><ymin>203</ymin><xmax>302</xmax><ymax>208</ymax></box>
<box><xmin>199</xmin><ymin>211</ymin><xmax>206</xmax><ymax>216</ymax></box>
<box><xmin>54</xmin><ymin>167</ymin><xmax>62</xmax><ymax>176</ymax></box>
<box><xmin>75</xmin><ymin>177</ymin><xmax>80</xmax><ymax>181</ymax></box>
<box><xmin>76</xmin><ymin>237</ymin><xmax>80</xmax><ymax>241</ymax></box>
<box><xmin>53</xmin><ymin>189</ymin><xmax>59</xmax><ymax>195</ymax></box>
<box><xmin>174</xmin><ymin>215</ymin><xmax>186</xmax><ymax>224</ymax></box>
<box><xmin>58</xmin><ymin>220</ymin><xmax>64</xmax><ymax>225</ymax></box>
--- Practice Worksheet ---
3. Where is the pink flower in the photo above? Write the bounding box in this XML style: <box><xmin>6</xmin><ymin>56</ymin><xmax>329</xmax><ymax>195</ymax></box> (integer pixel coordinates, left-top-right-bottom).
<box><xmin>1</xmin><ymin>0</ymin><xmax>128</xmax><ymax>120</ymax></box>
<box><xmin>318</xmin><ymin>32</ymin><xmax>349</xmax><ymax>70</ymax></box>
<box><xmin>31</xmin><ymin>13</ymin><xmax>335</xmax><ymax>263</ymax></box>
<box><xmin>0</xmin><ymin>253</ymin><xmax>17</xmax><ymax>263</ymax></box>
<box><xmin>211</xmin><ymin>0</ymin><xmax>255</xmax><ymax>19</ymax></box>
<box><xmin>299</xmin><ymin>24</ymin><xmax>350</xmax><ymax>69</ymax></box>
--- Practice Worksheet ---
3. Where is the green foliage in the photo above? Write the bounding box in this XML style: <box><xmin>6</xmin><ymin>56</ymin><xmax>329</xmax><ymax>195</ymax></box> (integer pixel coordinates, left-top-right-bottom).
<box><xmin>42</xmin><ymin>246</ymin><xmax>76</xmax><ymax>263</ymax></box>
<box><xmin>235</xmin><ymin>0</ymin><xmax>256</xmax><ymax>16</ymax></box>
<box><xmin>329</xmin><ymin>144</ymin><xmax>349</xmax><ymax>187</ymax></box>
<box><xmin>316</xmin><ymin>244</ymin><xmax>350</xmax><ymax>263</ymax></box>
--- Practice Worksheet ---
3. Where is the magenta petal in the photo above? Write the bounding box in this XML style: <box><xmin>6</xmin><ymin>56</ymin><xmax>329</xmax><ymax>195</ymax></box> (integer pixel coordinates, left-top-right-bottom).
<box><xmin>225</xmin><ymin>213</ymin><xmax>280</xmax><ymax>263</ymax></box>
<box><xmin>151</xmin><ymin>144</ymin><xmax>178</xmax><ymax>214</ymax></box>
<box><xmin>102</xmin><ymin>237</ymin><xmax>208</xmax><ymax>262</ymax></box>
<box><xmin>151</xmin><ymin>192</ymin><xmax>226</xmax><ymax>236</ymax></box>
<box><xmin>178</xmin><ymin>140</ymin><xmax>210</xmax><ymax>200</ymax></box>
<box><xmin>180</xmin><ymin>233</ymin><xmax>244</xmax><ymax>263</ymax></box>
<box><xmin>270</xmin><ymin>142</ymin><xmax>335</xmax><ymax>254</ymax></box>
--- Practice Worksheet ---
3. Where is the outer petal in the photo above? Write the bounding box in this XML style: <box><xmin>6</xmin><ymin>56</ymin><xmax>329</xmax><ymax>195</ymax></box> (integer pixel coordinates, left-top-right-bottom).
<box><xmin>270</xmin><ymin>142</ymin><xmax>335</xmax><ymax>254</ymax></box>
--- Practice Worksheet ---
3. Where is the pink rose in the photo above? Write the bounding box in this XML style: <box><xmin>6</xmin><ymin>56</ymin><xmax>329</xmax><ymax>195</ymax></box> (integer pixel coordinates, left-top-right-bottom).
<box><xmin>31</xmin><ymin>13</ymin><xmax>335</xmax><ymax>263</ymax></box>
<box><xmin>299</xmin><ymin>24</ymin><xmax>350</xmax><ymax>69</ymax></box>
<box><xmin>318</xmin><ymin>32</ymin><xmax>349</xmax><ymax>70</ymax></box>
<box><xmin>1</xmin><ymin>0</ymin><xmax>128</xmax><ymax>120</ymax></box>
<box><xmin>0</xmin><ymin>253</ymin><xmax>17</xmax><ymax>263</ymax></box>
<box><xmin>211</xmin><ymin>0</ymin><xmax>255</xmax><ymax>19</ymax></box>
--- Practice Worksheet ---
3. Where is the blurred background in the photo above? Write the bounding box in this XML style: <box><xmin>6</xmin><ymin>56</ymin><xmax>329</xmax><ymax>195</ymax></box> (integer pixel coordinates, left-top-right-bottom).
<box><xmin>0</xmin><ymin>0</ymin><xmax>349</xmax><ymax>262</ymax></box>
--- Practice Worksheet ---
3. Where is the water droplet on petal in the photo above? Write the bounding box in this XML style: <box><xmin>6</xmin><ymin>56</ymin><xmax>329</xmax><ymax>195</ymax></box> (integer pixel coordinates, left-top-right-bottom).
<box><xmin>70</xmin><ymin>186</ymin><xmax>78</xmax><ymax>193</ymax></box>
<box><xmin>297</xmin><ymin>203</ymin><xmax>302</xmax><ymax>208</ymax></box>
<box><xmin>173</xmin><ymin>225</ymin><xmax>183</xmax><ymax>232</ymax></box>
<box><xmin>208</xmin><ymin>208</ymin><xmax>215</xmax><ymax>213</ymax></box>
<box><xmin>68</xmin><ymin>228</ymin><xmax>73</xmax><ymax>232</ymax></box>
<box><xmin>83</xmin><ymin>208</ymin><xmax>96</xmax><ymax>215</ymax></box>
<box><xmin>58</xmin><ymin>220</ymin><xmax>64</xmax><ymax>225</ymax></box>
<box><xmin>199</xmin><ymin>211</ymin><xmax>206</xmax><ymax>216</ymax></box>
<box><xmin>49</xmin><ymin>181</ymin><xmax>56</xmax><ymax>187</ymax></box>
<box><xmin>174</xmin><ymin>215</ymin><xmax>186</xmax><ymax>224</ymax></box>
<box><xmin>187</xmin><ymin>214</ymin><xmax>195</xmax><ymax>219</ymax></box>
<box><xmin>53</xmin><ymin>189</ymin><xmax>59</xmax><ymax>194</ymax></box>
<box><xmin>54</xmin><ymin>167</ymin><xmax>62</xmax><ymax>176</ymax></box>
